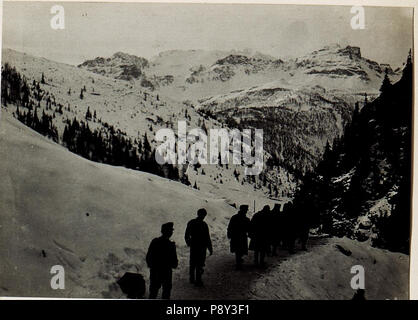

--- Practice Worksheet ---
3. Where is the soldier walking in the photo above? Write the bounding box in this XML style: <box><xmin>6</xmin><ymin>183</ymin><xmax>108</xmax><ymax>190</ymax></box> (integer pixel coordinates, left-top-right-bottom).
<box><xmin>249</xmin><ymin>205</ymin><xmax>270</xmax><ymax>267</ymax></box>
<box><xmin>269</xmin><ymin>203</ymin><xmax>282</xmax><ymax>256</ymax></box>
<box><xmin>227</xmin><ymin>204</ymin><xmax>251</xmax><ymax>270</ymax></box>
<box><xmin>185</xmin><ymin>208</ymin><xmax>213</xmax><ymax>287</ymax></box>
<box><xmin>146</xmin><ymin>222</ymin><xmax>178</xmax><ymax>299</ymax></box>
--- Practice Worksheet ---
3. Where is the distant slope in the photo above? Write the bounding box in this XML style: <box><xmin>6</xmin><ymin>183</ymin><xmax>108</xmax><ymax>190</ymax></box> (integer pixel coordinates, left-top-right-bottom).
<box><xmin>194</xmin><ymin>44</ymin><xmax>401</xmax><ymax>175</ymax></box>
<box><xmin>79</xmin><ymin>45</ymin><xmax>401</xmax><ymax>101</ymax></box>
<box><xmin>2</xmin><ymin>48</ymin><xmax>283</xmax><ymax>205</ymax></box>
<box><xmin>197</xmin><ymin>84</ymin><xmax>357</xmax><ymax>174</ymax></box>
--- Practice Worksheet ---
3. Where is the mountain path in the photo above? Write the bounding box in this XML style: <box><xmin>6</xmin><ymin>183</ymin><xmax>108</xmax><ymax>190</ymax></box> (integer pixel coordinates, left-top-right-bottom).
<box><xmin>170</xmin><ymin>238</ymin><xmax>328</xmax><ymax>300</ymax></box>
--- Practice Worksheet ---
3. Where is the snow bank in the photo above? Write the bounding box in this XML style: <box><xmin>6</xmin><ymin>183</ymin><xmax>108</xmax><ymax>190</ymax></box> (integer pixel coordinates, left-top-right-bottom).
<box><xmin>249</xmin><ymin>237</ymin><xmax>408</xmax><ymax>300</ymax></box>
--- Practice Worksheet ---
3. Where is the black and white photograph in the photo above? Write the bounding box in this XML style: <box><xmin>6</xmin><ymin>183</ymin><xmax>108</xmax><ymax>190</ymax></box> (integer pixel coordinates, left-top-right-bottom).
<box><xmin>0</xmin><ymin>1</ymin><xmax>414</xmax><ymax>301</ymax></box>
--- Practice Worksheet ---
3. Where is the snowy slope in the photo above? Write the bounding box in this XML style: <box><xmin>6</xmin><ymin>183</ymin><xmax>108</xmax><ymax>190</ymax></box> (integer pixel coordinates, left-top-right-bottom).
<box><xmin>250</xmin><ymin>237</ymin><xmax>409</xmax><ymax>300</ymax></box>
<box><xmin>0</xmin><ymin>113</ymin><xmax>236</xmax><ymax>298</ymax></box>
<box><xmin>2</xmin><ymin>48</ymin><xmax>285</xmax><ymax>204</ymax></box>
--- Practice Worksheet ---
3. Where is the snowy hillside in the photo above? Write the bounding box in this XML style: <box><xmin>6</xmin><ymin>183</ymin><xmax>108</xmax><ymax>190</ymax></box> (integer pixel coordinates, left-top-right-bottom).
<box><xmin>0</xmin><ymin>114</ymin><xmax>408</xmax><ymax>299</ymax></box>
<box><xmin>197</xmin><ymin>82</ymin><xmax>359</xmax><ymax>174</ymax></box>
<box><xmin>1</xmin><ymin>48</ymin><xmax>287</xmax><ymax>204</ymax></box>
<box><xmin>249</xmin><ymin>237</ymin><xmax>408</xmax><ymax>300</ymax></box>
<box><xmin>0</xmin><ymin>113</ymin><xmax>236</xmax><ymax>297</ymax></box>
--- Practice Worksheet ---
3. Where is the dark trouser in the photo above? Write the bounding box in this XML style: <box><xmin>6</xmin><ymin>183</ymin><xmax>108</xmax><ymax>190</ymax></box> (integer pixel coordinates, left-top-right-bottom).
<box><xmin>189</xmin><ymin>246</ymin><xmax>206</xmax><ymax>284</ymax></box>
<box><xmin>235</xmin><ymin>252</ymin><xmax>244</xmax><ymax>269</ymax></box>
<box><xmin>149</xmin><ymin>268</ymin><xmax>172</xmax><ymax>299</ymax></box>
<box><xmin>300</xmin><ymin>233</ymin><xmax>308</xmax><ymax>250</ymax></box>
<box><xmin>254</xmin><ymin>250</ymin><xmax>265</xmax><ymax>266</ymax></box>
<box><xmin>284</xmin><ymin>234</ymin><xmax>295</xmax><ymax>253</ymax></box>
<box><xmin>287</xmin><ymin>240</ymin><xmax>295</xmax><ymax>253</ymax></box>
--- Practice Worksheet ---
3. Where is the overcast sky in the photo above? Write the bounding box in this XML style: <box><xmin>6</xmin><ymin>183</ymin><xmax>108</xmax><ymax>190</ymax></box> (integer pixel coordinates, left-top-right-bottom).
<box><xmin>2</xmin><ymin>2</ymin><xmax>413</xmax><ymax>67</ymax></box>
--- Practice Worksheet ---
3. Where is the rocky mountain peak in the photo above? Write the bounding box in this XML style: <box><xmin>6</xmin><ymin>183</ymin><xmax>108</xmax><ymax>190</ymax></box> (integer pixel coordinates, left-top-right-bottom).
<box><xmin>338</xmin><ymin>46</ymin><xmax>362</xmax><ymax>59</ymax></box>
<box><xmin>216</xmin><ymin>54</ymin><xmax>253</xmax><ymax>66</ymax></box>
<box><xmin>78</xmin><ymin>51</ymin><xmax>149</xmax><ymax>81</ymax></box>
<box><xmin>380</xmin><ymin>63</ymin><xmax>394</xmax><ymax>74</ymax></box>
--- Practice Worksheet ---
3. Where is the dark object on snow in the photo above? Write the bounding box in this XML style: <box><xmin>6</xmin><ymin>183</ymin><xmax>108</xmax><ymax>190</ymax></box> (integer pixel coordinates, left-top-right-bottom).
<box><xmin>351</xmin><ymin>289</ymin><xmax>366</xmax><ymax>300</ymax></box>
<box><xmin>335</xmin><ymin>244</ymin><xmax>352</xmax><ymax>256</ymax></box>
<box><xmin>117</xmin><ymin>272</ymin><xmax>146</xmax><ymax>299</ymax></box>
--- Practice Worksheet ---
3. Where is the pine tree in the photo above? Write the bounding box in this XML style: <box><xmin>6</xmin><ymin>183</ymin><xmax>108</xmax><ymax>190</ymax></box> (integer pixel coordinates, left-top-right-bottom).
<box><xmin>85</xmin><ymin>107</ymin><xmax>92</xmax><ymax>120</ymax></box>
<box><xmin>380</xmin><ymin>68</ymin><xmax>391</xmax><ymax>93</ymax></box>
<box><xmin>143</xmin><ymin>133</ymin><xmax>151</xmax><ymax>154</ymax></box>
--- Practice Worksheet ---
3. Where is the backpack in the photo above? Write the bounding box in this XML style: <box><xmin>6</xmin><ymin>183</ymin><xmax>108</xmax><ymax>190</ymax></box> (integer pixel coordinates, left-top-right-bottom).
<box><xmin>117</xmin><ymin>272</ymin><xmax>146</xmax><ymax>299</ymax></box>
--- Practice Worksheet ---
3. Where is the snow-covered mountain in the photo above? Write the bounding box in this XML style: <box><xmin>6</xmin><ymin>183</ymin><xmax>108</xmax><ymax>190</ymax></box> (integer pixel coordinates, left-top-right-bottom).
<box><xmin>75</xmin><ymin>44</ymin><xmax>400</xmax><ymax>177</ymax></box>
<box><xmin>1</xmin><ymin>48</ymin><xmax>289</xmax><ymax>205</ymax></box>
<box><xmin>193</xmin><ymin>45</ymin><xmax>402</xmax><ymax>175</ymax></box>
<box><xmin>79</xmin><ymin>44</ymin><xmax>400</xmax><ymax>99</ymax></box>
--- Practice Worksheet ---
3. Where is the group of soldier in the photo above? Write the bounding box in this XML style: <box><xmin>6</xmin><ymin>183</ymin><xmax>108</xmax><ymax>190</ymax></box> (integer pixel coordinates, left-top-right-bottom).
<box><xmin>228</xmin><ymin>203</ymin><xmax>310</xmax><ymax>270</ymax></box>
<box><xmin>145</xmin><ymin>203</ymin><xmax>310</xmax><ymax>299</ymax></box>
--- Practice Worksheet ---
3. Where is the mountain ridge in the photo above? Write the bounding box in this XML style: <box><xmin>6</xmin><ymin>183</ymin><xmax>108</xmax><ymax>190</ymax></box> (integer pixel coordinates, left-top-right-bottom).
<box><xmin>76</xmin><ymin>44</ymin><xmax>400</xmax><ymax>97</ymax></box>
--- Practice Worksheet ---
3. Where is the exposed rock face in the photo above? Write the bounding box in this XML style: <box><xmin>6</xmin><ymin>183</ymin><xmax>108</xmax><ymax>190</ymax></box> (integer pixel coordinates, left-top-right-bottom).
<box><xmin>380</xmin><ymin>63</ymin><xmax>395</xmax><ymax>74</ymax></box>
<box><xmin>206</xmin><ymin>54</ymin><xmax>283</xmax><ymax>81</ymax></box>
<box><xmin>78</xmin><ymin>52</ymin><xmax>149</xmax><ymax>81</ymax></box>
<box><xmin>338</xmin><ymin>45</ymin><xmax>362</xmax><ymax>59</ymax></box>
<box><xmin>294</xmin><ymin>44</ymin><xmax>385</xmax><ymax>81</ymax></box>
